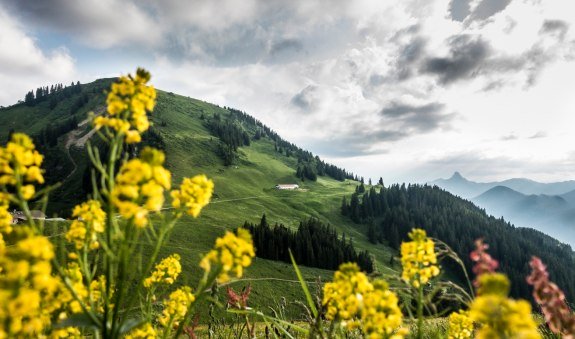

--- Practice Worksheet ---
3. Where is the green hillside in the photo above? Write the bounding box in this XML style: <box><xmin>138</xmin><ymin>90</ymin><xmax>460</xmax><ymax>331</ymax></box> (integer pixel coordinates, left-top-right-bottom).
<box><xmin>0</xmin><ymin>79</ymin><xmax>400</xmax><ymax>318</ymax></box>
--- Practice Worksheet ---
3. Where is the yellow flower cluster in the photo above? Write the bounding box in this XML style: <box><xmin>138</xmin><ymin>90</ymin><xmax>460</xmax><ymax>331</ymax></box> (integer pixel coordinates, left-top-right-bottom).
<box><xmin>125</xmin><ymin>323</ymin><xmax>157</xmax><ymax>339</ymax></box>
<box><xmin>50</xmin><ymin>327</ymin><xmax>84</xmax><ymax>339</ymax></box>
<box><xmin>400</xmin><ymin>228</ymin><xmax>440</xmax><ymax>288</ymax></box>
<box><xmin>323</xmin><ymin>263</ymin><xmax>373</xmax><ymax>328</ymax></box>
<box><xmin>0</xmin><ymin>133</ymin><xmax>44</xmax><ymax>200</ymax></box>
<box><xmin>469</xmin><ymin>274</ymin><xmax>540</xmax><ymax>338</ymax></box>
<box><xmin>323</xmin><ymin>263</ymin><xmax>406</xmax><ymax>336</ymax></box>
<box><xmin>171</xmin><ymin>174</ymin><xmax>214</xmax><ymax>217</ymax></box>
<box><xmin>112</xmin><ymin>147</ymin><xmax>171</xmax><ymax>227</ymax></box>
<box><xmin>50</xmin><ymin>326</ymin><xmax>82</xmax><ymax>338</ymax></box>
<box><xmin>144</xmin><ymin>253</ymin><xmax>182</xmax><ymax>288</ymax></box>
<box><xmin>361</xmin><ymin>280</ymin><xmax>407</xmax><ymax>338</ymax></box>
<box><xmin>0</xmin><ymin>193</ymin><xmax>12</xmax><ymax>234</ymax></box>
<box><xmin>0</xmin><ymin>228</ymin><xmax>60</xmax><ymax>337</ymax></box>
<box><xmin>200</xmin><ymin>228</ymin><xmax>255</xmax><ymax>283</ymax></box>
<box><xmin>60</xmin><ymin>262</ymin><xmax>89</xmax><ymax>314</ymax></box>
<box><xmin>93</xmin><ymin>68</ymin><xmax>156</xmax><ymax>144</ymax></box>
<box><xmin>448</xmin><ymin>310</ymin><xmax>474</xmax><ymax>339</ymax></box>
<box><xmin>65</xmin><ymin>200</ymin><xmax>106</xmax><ymax>250</ymax></box>
<box><xmin>158</xmin><ymin>286</ymin><xmax>195</xmax><ymax>328</ymax></box>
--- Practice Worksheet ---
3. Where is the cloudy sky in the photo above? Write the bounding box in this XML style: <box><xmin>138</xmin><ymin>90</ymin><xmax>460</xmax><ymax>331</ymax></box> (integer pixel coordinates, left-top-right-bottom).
<box><xmin>2</xmin><ymin>0</ymin><xmax>575</xmax><ymax>183</ymax></box>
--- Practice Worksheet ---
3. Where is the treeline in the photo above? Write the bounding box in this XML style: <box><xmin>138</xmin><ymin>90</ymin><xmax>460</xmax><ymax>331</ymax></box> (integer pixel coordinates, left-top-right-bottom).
<box><xmin>24</xmin><ymin>82</ymin><xmax>82</xmax><ymax>107</ymax></box>
<box><xmin>341</xmin><ymin>183</ymin><xmax>575</xmax><ymax>303</ymax></box>
<box><xmin>205</xmin><ymin>113</ymin><xmax>250</xmax><ymax>165</ymax></box>
<box><xmin>33</xmin><ymin>116</ymin><xmax>79</xmax><ymax>148</ymax></box>
<box><xmin>222</xmin><ymin>107</ymin><xmax>354</xmax><ymax>181</ymax></box>
<box><xmin>243</xmin><ymin>215</ymin><xmax>374</xmax><ymax>273</ymax></box>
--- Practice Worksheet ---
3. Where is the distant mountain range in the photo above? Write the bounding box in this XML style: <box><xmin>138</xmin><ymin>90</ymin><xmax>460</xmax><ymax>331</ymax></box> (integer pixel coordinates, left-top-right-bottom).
<box><xmin>431</xmin><ymin>172</ymin><xmax>575</xmax><ymax>247</ymax></box>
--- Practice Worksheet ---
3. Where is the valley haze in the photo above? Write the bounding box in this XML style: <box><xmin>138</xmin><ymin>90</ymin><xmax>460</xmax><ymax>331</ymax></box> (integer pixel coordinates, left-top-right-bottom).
<box><xmin>433</xmin><ymin>172</ymin><xmax>575</xmax><ymax>247</ymax></box>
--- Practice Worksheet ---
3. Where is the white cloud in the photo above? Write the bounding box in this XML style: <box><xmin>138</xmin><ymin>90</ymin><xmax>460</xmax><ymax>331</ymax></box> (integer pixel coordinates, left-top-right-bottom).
<box><xmin>0</xmin><ymin>6</ymin><xmax>77</xmax><ymax>106</ymax></box>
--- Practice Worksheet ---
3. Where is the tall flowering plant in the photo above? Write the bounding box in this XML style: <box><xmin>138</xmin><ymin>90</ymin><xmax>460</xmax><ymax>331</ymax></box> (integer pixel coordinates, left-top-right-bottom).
<box><xmin>0</xmin><ymin>68</ymin><xmax>255</xmax><ymax>338</ymax></box>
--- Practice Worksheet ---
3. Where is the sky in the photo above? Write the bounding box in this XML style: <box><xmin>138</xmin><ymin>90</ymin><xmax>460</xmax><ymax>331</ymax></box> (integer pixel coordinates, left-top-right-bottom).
<box><xmin>1</xmin><ymin>0</ymin><xmax>575</xmax><ymax>184</ymax></box>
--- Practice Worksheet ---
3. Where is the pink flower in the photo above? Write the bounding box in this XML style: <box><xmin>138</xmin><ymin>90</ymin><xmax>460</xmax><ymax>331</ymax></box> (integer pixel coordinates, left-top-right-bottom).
<box><xmin>226</xmin><ymin>285</ymin><xmax>252</xmax><ymax>310</ymax></box>
<box><xmin>470</xmin><ymin>239</ymin><xmax>499</xmax><ymax>288</ymax></box>
<box><xmin>527</xmin><ymin>256</ymin><xmax>575</xmax><ymax>338</ymax></box>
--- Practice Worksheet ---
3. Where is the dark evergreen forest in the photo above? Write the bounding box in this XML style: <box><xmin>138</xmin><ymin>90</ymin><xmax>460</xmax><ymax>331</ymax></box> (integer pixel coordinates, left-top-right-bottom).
<box><xmin>341</xmin><ymin>183</ymin><xmax>575</xmax><ymax>303</ymax></box>
<box><xmin>207</xmin><ymin>107</ymin><xmax>354</xmax><ymax>181</ymax></box>
<box><xmin>243</xmin><ymin>215</ymin><xmax>374</xmax><ymax>273</ymax></box>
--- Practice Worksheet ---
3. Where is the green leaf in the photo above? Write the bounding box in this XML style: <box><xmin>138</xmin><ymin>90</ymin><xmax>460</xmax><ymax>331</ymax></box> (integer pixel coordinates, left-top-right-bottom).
<box><xmin>289</xmin><ymin>249</ymin><xmax>318</xmax><ymax>318</ymax></box>
<box><xmin>118</xmin><ymin>318</ymin><xmax>148</xmax><ymax>336</ymax></box>
<box><xmin>55</xmin><ymin>313</ymin><xmax>101</xmax><ymax>330</ymax></box>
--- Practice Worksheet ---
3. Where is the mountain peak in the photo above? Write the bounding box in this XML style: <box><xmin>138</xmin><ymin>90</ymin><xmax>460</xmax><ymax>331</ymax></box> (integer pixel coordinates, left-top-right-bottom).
<box><xmin>450</xmin><ymin>171</ymin><xmax>464</xmax><ymax>180</ymax></box>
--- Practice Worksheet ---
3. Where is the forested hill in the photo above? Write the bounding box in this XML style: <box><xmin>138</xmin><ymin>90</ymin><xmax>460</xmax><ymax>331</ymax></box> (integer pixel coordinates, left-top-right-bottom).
<box><xmin>0</xmin><ymin>78</ymin><xmax>354</xmax><ymax>215</ymax></box>
<box><xmin>341</xmin><ymin>183</ymin><xmax>575</xmax><ymax>302</ymax></box>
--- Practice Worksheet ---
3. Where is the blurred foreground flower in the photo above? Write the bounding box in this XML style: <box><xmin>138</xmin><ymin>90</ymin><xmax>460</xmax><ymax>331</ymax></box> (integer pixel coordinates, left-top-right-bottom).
<box><xmin>527</xmin><ymin>256</ymin><xmax>575</xmax><ymax>337</ymax></box>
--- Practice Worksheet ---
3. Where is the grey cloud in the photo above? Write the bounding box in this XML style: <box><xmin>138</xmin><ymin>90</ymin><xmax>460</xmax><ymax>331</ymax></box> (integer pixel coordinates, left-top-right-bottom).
<box><xmin>381</xmin><ymin>101</ymin><xmax>454</xmax><ymax>133</ymax></box>
<box><xmin>2</xmin><ymin>0</ymin><xmax>159</xmax><ymax>47</ymax></box>
<box><xmin>290</xmin><ymin>85</ymin><xmax>317</xmax><ymax>111</ymax></box>
<box><xmin>369</xmin><ymin>74</ymin><xmax>386</xmax><ymax>87</ymax></box>
<box><xmin>540</xmin><ymin>20</ymin><xmax>569</xmax><ymax>41</ymax></box>
<box><xmin>396</xmin><ymin>38</ymin><xmax>427</xmax><ymax>80</ymax></box>
<box><xmin>308</xmin><ymin>131</ymin><xmax>402</xmax><ymax>157</ymax></box>
<box><xmin>269</xmin><ymin>39</ymin><xmax>303</xmax><ymax>56</ymax></box>
<box><xmin>501</xmin><ymin>134</ymin><xmax>518</xmax><ymax>141</ymax></box>
<box><xmin>482</xmin><ymin>80</ymin><xmax>505</xmax><ymax>91</ymax></box>
<box><xmin>448</xmin><ymin>0</ymin><xmax>471</xmax><ymax>22</ymax></box>
<box><xmin>381</xmin><ymin>101</ymin><xmax>444</xmax><ymax>117</ymax></box>
<box><xmin>468</xmin><ymin>0</ymin><xmax>513</xmax><ymax>23</ymax></box>
<box><xmin>400</xmin><ymin>38</ymin><xmax>426</xmax><ymax>64</ymax></box>
<box><xmin>529</xmin><ymin>131</ymin><xmax>547</xmax><ymax>139</ymax></box>
<box><xmin>422</xmin><ymin>34</ymin><xmax>555</xmax><ymax>87</ymax></box>
<box><xmin>422</xmin><ymin>35</ymin><xmax>490</xmax><ymax>84</ymax></box>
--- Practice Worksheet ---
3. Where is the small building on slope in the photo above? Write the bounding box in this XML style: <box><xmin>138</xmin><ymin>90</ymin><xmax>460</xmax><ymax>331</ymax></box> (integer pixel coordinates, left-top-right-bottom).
<box><xmin>275</xmin><ymin>184</ymin><xmax>299</xmax><ymax>190</ymax></box>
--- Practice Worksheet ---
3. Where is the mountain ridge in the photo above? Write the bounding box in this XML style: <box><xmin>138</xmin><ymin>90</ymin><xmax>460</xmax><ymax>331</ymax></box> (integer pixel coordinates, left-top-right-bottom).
<box><xmin>432</xmin><ymin>171</ymin><xmax>575</xmax><ymax>198</ymax></box>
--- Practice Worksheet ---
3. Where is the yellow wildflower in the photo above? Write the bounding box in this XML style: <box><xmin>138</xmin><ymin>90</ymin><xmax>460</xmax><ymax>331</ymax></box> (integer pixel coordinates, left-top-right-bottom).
<box><xmin>322</xmin><ymin>262</ymin><xmax>373</xmax><ymax>329</ymax></box>
<box><xmin>400</xmin><ymin>228</ymin><xmax>440</xmax><ymax>288</ymax></box>
<box><xmin>361</xmin><ymin>280</ymin><xmax>407</xmax><ymax>338</ymax></box>
<box><xmin>0</xmin><ymin>228</ymin><xmax>60</xmax><ymax>337</ymax></box>
<box><xmin>125</xmin><ymin>323</ymin><xmax>157</xmax><ymax>339</ymax></box>
<box><xmin>469</xmin><ymin>273</ymin><xmax>541</xmax><ymax>338</ymax></box>
<box><xmin>144</xmin><ymin>253</ymin><xmax>182</xmax><ymax>288</ymax></box>
<box><xmin>171</xmin><ymin>174</ymin><xmax>214</xmax><ymax>217</ymax></box>
<box><xmin>112</xmin><ymin>147</ymin><xmax>171</xmax><ymax>227</ymax></box>
<box><xmin>65</xmin><ymin>200</ymin><xmax>106</xmax><ymax>250</ymax></box>
<box><xmin>158</xmin><ymin>286</ymin><xmax>195</xmax><ymax>328</ymax></box>
<box><xmin>448</xmin><ymin>310</ymin><xmax>474</xmax><ymax>339</ymax></box>
<box><xmin>92</xmin><ymin>67</ymin><xmax>156</xmax><ymax>143</ymax></box>
<box><xmin>200</xmin><ymin>228</ymin><xmax>255</xmax><ymax>283</ymax></box>
<box><xmin>0</xmin><ymin>133</ymin><xmax>44</xmax><ymax>199</ymax></box>
<box><xmin>50</xmin><ymin>326</ymin><xmax>82</xmax><ymax>338</ymax></box>
<box><xmin>0</xmin><ymin>193</ymin><xmax>12</xmax><ymax>234</ymax></box>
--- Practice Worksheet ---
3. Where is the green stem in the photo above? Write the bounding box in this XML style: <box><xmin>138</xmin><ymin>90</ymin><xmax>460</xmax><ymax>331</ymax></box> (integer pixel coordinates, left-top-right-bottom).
<box><xmin>102</xmin><ymin>137</ymin><xmax>120</xmax><ymax>338</ymax></box>
<box><xmin>417</xmin><ymin>283</ymin><xmax>423</xmax><ymax>339</ymax></box>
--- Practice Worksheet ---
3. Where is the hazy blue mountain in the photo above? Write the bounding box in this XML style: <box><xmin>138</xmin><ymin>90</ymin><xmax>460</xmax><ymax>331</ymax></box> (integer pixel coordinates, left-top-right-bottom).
<box><xmin>560</xmin><ymin>188</ymin><xmax>575</xmax><ymax>204</ymax></box>
<box><xmin>432</xmin><ymin>172</ymin><xmax>575</xmax><ymax>200</ymax></box>
<box><xmin>472</xmin><ymin>186</ymin><xmax>575</xmax><ymax>247</ymax></box>
<box><xmin>430</xmin><ymin>172</ymin><xmax>492</xmax><ymax>199</ymax></box>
